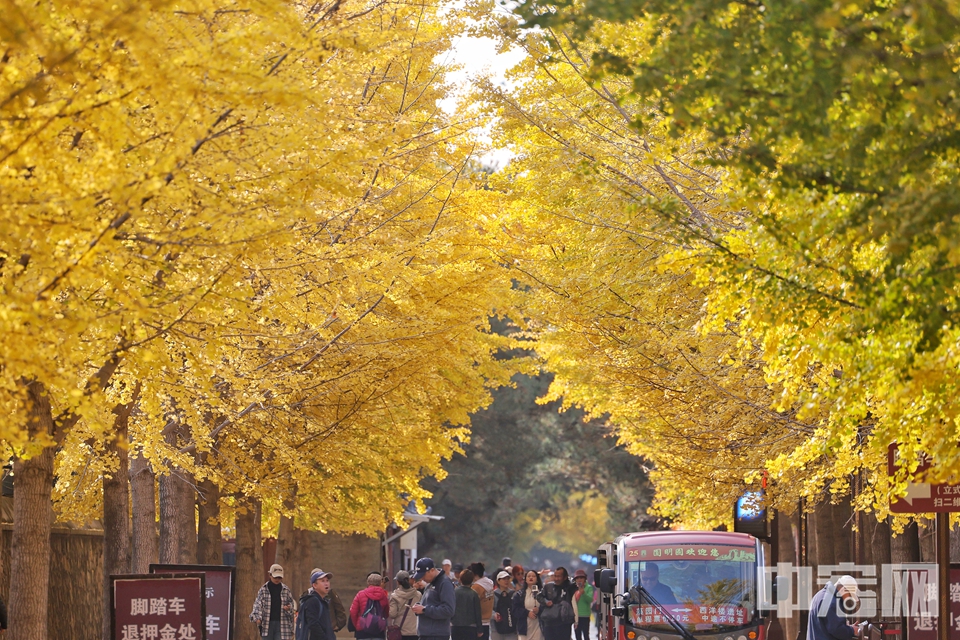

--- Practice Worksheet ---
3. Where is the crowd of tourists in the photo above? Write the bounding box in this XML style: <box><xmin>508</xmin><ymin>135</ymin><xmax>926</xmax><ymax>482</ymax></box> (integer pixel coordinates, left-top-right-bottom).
<box><xmin>250</xmin><ymin>557</ymin><xmax>597</xmax><ymax>640</ymax></box>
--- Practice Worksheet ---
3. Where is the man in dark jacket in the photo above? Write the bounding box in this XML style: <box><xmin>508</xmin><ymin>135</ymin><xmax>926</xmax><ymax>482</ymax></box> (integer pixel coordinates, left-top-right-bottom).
<box><xmin>807</xmin><ymin>576</ymin><xmax>861</xmax><ymax>640</ymax></box>
<box><xmin>412</xmin><ymin>557</ymin><xmax>457</xmax><ymax>640</ymax></box>
<box><xmin>297</xmin><ymin>570</ymin><xmax>337</xmax><ymax>640</ymax></box>
<box><xmin>538</xmin><ymin>567</ymin><xmax>577</xmax><ymax>640</ymax></box>
<box><xmin>300</xmin><ymin>568</ymin><xmax>347</xmax><ymax>632</ymax></box>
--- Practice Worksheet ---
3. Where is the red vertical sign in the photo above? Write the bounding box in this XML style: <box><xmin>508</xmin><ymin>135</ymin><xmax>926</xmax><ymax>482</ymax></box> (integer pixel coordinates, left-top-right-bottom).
<box><xmin>151</xmin><ymin>565</ymin><xmax>235</xmax><ymax>640</ymax></box>
<box><xmin>905</xmin><ymin>566</ymin><xmax>960</xmax><ymax>639</ymax></box>
<box><xmin>112</xmin><ymin>574</ymin><xmax>206</xmax><ymax>640</ymax></box>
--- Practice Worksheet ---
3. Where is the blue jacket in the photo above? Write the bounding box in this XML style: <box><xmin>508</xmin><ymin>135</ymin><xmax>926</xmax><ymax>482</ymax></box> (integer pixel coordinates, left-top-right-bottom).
<box><xmin>417</xmin><ymin>572</ymin><xmax>457</xmax><ymax>637</ymax></box>
<box><xmin>807</xmin><ymin>585</ymin><xmax>856</xmax><ymax>640</ymax></box>
<box><xmin>511</xmin><ymin>588</ymin><xmax>535</xmax><ymax>636</ymax></box>
<box><xmin>298</xmin><ymin>590</ymin><xmax>337</xmax><ymax>640</ymax></box>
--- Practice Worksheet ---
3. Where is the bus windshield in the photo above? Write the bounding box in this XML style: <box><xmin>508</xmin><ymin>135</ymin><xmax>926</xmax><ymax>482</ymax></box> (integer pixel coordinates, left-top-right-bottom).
<box><xmin>624</xmin><ymin>544</ymin><xmax>757</xmax><ymax>633</ymax></box>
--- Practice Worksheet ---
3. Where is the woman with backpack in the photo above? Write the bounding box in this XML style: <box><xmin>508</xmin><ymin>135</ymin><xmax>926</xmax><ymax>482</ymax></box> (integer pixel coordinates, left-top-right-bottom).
<box><xmin>388</xmin><ymin>570</ymin><xmax>422</xmax><ymax>640</ymax></box>
<box><xmin>511</xmin><ymin>570</ymin><xmax>543</xmax><ymax>640</ymax></box>
<box><xmin>351</xmin><ymin>572</ymin><xmax>391</xmax><ymax>640</ymax></box>
<box><xmin>536</xmin><ymin>567</ymin><xmax>577</xmax><ymax>640</ymax></box>
<box><xmin>492</xmin><ymin>570</ymin><xmax>517</xmax><ymax>640</ymax></box>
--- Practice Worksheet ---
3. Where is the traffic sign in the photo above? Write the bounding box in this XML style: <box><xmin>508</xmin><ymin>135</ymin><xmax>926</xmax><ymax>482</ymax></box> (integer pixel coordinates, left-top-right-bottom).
<box><xmin>888</xmin><ymin>445</ymin><xmax>960</xmax><ymax>513</ymax></box>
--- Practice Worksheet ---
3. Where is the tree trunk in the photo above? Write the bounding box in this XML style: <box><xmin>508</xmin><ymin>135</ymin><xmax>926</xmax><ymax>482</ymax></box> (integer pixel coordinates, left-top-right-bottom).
<box><xmin>103</xmin><ymin>392</ymin><xmax>137</xmax><ymax>640</ymax></box>
<box><xmin>197</xmin><ymin>477</ymin><xmax>223</xmax><ymax>564</ymax></box>
<box><xmin>891</xmin><ymin>521</ymin><xmax>921</xmax><ymax>564</ymax></box>
<box><xmin>918</xmin><ymin>519</ymin><xmax>936</xmax><ymax>563</ymax></box>
<box><xmin>813</xmin><ymin>497</ymin><xmax>836</xmax><ymax>568</ymax></box>
<box><xmin>9</xmin><ymin>380</ymin><xmax>55</xmax><ymax>640</ymax></box>
<box><xmin>130</xmin><ymin>450</ymin><xmax>159</xmax><ymax>573</ymax></box>
<box><xmin>777</xmin><ymin>511</ymin><xmax>799</xmax><ymax>640</ymax></box>
<box><xmin>159</xmin><ymin>418</ymin><xmax>198</xmax><ymax>564</ymax></box>
<box><xmin>832</xmin><ymin>493</ymin><xmax>854</xmax><ymax>564</ymax></box>
<box><xmin>275</xmin><ymin>492</ymin><xmax>296</xmax><ymax>575</ymax></box>
<box><xmin>235</xmin><ymin>498</ymin><xmax>264</xmax><ymax>640</ymax></box>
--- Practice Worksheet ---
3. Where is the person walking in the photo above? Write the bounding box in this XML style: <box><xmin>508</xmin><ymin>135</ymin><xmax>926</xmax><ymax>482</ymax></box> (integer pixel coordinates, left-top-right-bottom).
<box><xmin>537</xmin><ymin>567</ymin><xmax>576</xmax><ymax>640</ymax></box>
<box><xmin>412</xmin><ymin>557</ymin><xmax>457</xmax><ymax>640</ymax></box>
<box><xmin>351</xmin><ymin>572</ymin><xmax>391</xmax><ymax>639</ymax></box>
<box><xmin>512</xmin><ymin>570</ymin><xmax>543</xmax><ymax>640</ymax></box>
<box><xmin>251</xmin><ymin>563</ymin><xmax>296</xmax><ymax>640</ymax></box>
<box><xmin>297</xmin><ymin>570</ymin><xmax>337</xmax><ymax>640</ymax></box>
<box><xmin>468</xmin><ymin>563</ymin><xmax>495</xmax><ymax>640</ymax></box>
<box><xmin>452</xmin><ymin>569</ymin><xmax>483</xmax><ymax>640</ymax></box>
<box><xmin>389</xmin><ymin>570</ymin><xmax>423</xmax><ymax>640</ymax></box>
<box><xmin>571</xmin><ymin>571</ymin><xmax>593</xmax><ymax>640</ymax></box>
<box><xmin>301</xmin><ymin>568</ymin><xmax>347</xmax><ymax>632</ymax></box>
<box><xmin>492</xmin><ymin>570</ymin><xmax>517</xmax><ymax>640</ymax></box>
<box><xmin>807</xmin><ymin>576</ymin><xmax>861</xmax><ymax>640</ymax></box>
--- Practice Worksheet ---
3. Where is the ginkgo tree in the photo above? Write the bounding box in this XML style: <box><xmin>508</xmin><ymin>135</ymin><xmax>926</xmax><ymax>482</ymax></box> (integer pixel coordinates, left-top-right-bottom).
<box><xmin>2</xmin><ymin>0</ymin><xmax>529</xmax><ymax>637</ymax></box>
<box><xmin>481</xmin><ymin>0</ymin><xmax>960</xmax><ymax>537</ymax></box>
<box><xmin>473</xmin><ymin>16</ymin><xmax>820</xmax><ymax>528</ymax></box>
<box><xmin>509</xmin><ymin>0</ymin><xmax>960</xmax><ymax>501</ymax></box>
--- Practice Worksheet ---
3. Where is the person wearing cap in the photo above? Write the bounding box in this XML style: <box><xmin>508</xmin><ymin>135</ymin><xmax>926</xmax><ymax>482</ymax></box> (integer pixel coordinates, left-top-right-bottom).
<box><xmin>297</xmin><ymin>569</ymin><xmax>336</xmax><ymax>640</ymax></box>
<box><xmin>444</xmin><ymin>559</ymin><xmax>455</xmax><ymax>581</ymax></box>
<box><xmin>389</xmin><ymin>570</ymin><xmax>423</xmax><ymax>640</ymax></box>
<box><xmin>251</xmin><ymin>564</ymin><xmax>296</xmax><ymax>640</ymax></box>
<box><xmin>571</xmin><ymin>570</ymin><xmax>594</xmax><ymax>640</ymax></box>
<box><xmin>300</xmin><ymin>569</ymin><xmax>347</xmax><ymax>632</ymax></box>
<box><xmin>411</xmin><ymin>557</ymin><xmax>457</xmax><ymax>640</ymax></box>
<box><xmin>492</xmin><ymin>570</ymin><xmax>517</xmax><ymax>640</ymax></box>
<box><xmin>807</xmin><ymin>575</ymin><xmax>861</xmax><ymax>640</ymax></box>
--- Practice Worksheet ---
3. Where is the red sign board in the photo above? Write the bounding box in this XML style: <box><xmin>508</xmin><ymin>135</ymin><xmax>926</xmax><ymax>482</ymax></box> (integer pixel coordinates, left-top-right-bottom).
<box><xmin>905</xmin><ymin>565</ymin><xmax>960</xmax><ymax>639</ymax></box>
<box><xmin>111</xmin><ymin>574</ymin><xmax>206</xmax><ymax>640</ymax></box>
<box><xmin>888</xmin><ymin>445</ymin><xmax>960</xmax><ymax>513</ymax></box>
<box><xmin>151</xmin><ymin>565</ymin><xmax>235</xmax><ymax>640</ymax></box>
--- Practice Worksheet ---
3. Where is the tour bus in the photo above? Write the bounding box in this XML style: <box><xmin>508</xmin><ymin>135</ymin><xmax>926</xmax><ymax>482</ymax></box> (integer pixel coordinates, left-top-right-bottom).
<box><xmin>595</xmin><ymin>530</ymin><xmax>768</xmax><ymax>640</ymax></box>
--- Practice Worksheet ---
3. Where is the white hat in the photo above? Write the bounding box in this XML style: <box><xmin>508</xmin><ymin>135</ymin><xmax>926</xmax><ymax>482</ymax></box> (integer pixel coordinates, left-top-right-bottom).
<box><xmin>836</xmin><ymin>575</ymin><xmax>858</xmax><ymax>597</ymax></box>
<box><xmin>443</xmin><ymin>559</ymin><xmax>452</xmax><ymax>566</ymax></box>
<box><xmin>269</xmin><ymin>564</ymin><xmax>284</xmax><ymax>578</ymax></box>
